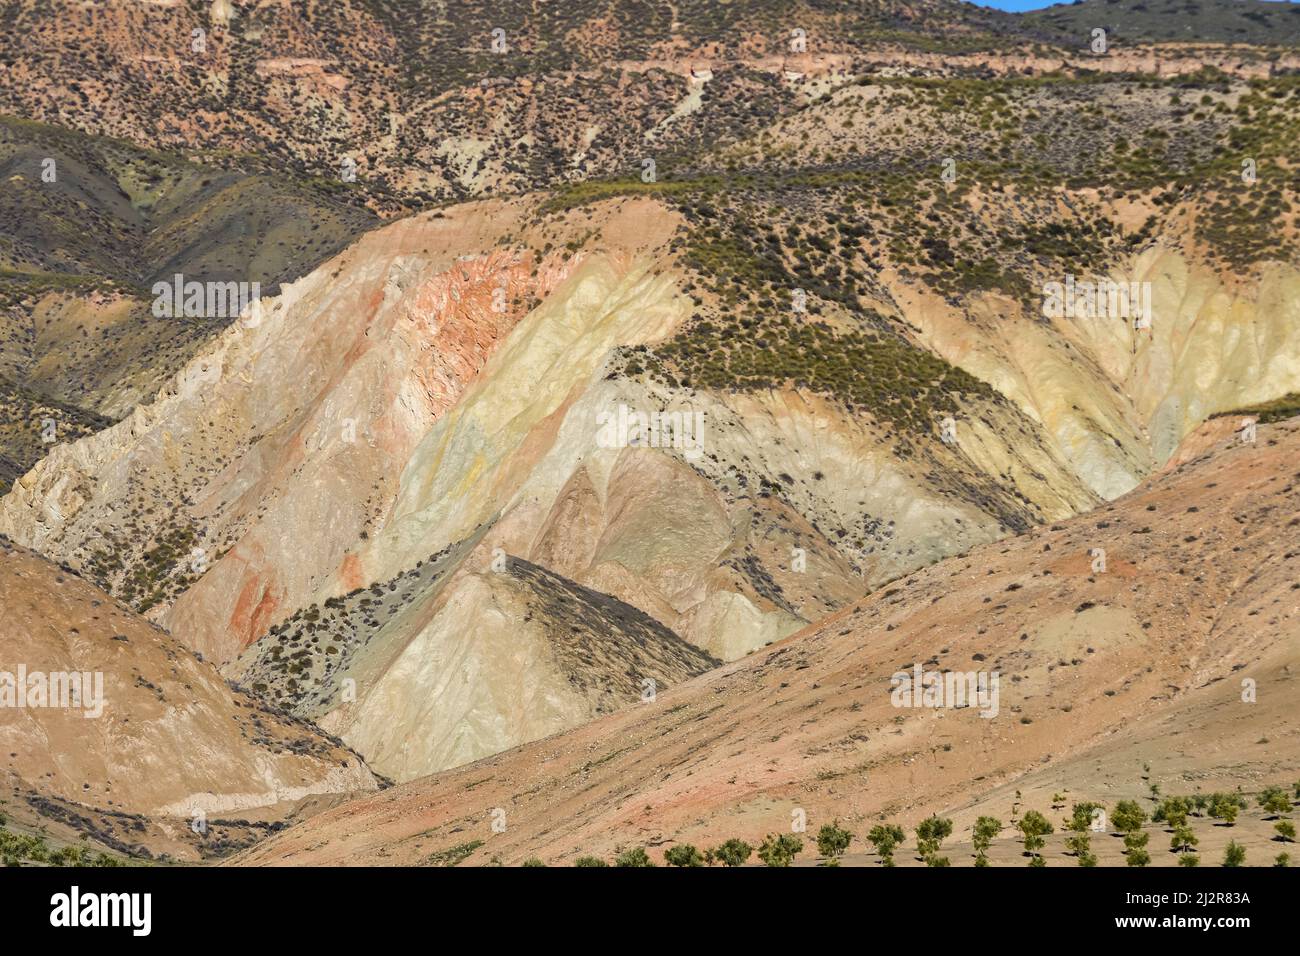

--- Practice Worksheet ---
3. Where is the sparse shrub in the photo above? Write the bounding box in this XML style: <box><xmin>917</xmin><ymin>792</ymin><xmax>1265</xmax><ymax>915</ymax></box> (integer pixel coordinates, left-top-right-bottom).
<box><xmin>615</xmin><ymin>847</ymin><xmax>654</xmax><ymax>867</ymax></box>
<box><xmin>574</xmin><ymin>856</ymin><xmax>608</xmax><ymax>867</ymax></box>
<box><xmin>521</xmin><ymin>857</ymin><xmax>546</xmax><ymax>867</ymax></box>
<box><xmin>1275</xmin><ymin>820</ymin><xmax>1296</xmax><ymax>843</ymax></box>
<box><xmin>868</xmin><ymin>824</ymin><xmax>905</xmax><ymax>867</ymax></box>
<box><xmin>712</xmin><ymin>839</ymin><xmax>753</xmax><ymax>867</ymax></box>
<box><xmin>426</xmin><ymin>840</ymin><xmax>483</xmax><ymax>866</ymax></box>
<box><xmin>757</xmin><ymin>833</ymin><xmax>803</xmax><ymax>867</ymax></box>
<box><xmin>1222</xmin><ymin>841</ymin><xmax>1246</xmax><ymax>867</ymax></box>
<box><xmin>664</xmin><ymin>844</ymin><xmax>705</xmax><ymax>867</ymax></box>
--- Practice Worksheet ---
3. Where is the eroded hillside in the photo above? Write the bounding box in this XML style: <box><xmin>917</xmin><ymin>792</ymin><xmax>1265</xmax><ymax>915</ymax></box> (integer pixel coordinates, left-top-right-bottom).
<box><xmin>4</xmin><ymin>138</ymin><xmax>1295</xmax><ymax>786</ymax></box>
<box><xmin>0</xmin><ymin>534</ymin><xmax>377</xmax><ymax>862</ymax></box>
<box><xmin>0</xmin><ymin>115</ymin><xmax>379</xmax><ymax>487</ymax></box>
<box><xmin>232</xmin><ymin>416</ymin><xmax>1300</xmax><ymax>866</ymax></box>
<box><xmin>0</xmin><ymin>0</ymin><xmax>1296</xmax><ymax>817</ymax></box>
<box><xmin>0</xmin><ymin>190</ymin><xmax>1100</xmax><ymax>779</ymax></box>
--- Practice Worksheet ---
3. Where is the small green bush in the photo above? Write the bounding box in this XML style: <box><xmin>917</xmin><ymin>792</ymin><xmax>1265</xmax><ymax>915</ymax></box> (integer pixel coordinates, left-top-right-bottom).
<box><xmin>757</xmin><ymin>833</ymin><xmax>803</xmax><ymax>867</ymax></box>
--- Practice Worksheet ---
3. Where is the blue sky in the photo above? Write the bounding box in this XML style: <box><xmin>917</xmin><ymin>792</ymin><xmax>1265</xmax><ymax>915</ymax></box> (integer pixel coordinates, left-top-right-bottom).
<box><xmin>966</xmin><ymin>0</ymin><xmax>1062</xmax><ymax>9</ymax></box>
<box><xmin>970</xmin><ymin>0</ymin><xmax>1297</xmax><ymax>7</ymax></box>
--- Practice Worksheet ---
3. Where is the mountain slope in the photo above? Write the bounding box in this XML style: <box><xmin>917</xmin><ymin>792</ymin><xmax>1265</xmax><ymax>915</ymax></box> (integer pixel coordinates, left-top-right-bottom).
<box><xmin>3</xmin><ymin>117</ymin><xmax>1298</xmax><ymax>781</ymax></box>
<box><xmin>232</xmin><ymin>551</ymin><xmax>720</xmax><ymax>780</ymax></box>
<box><xmin>0</xmin><ymin>192</ymin><xmax>1104</xmax><ymax>781</ymax></box>
<box><xmin>0</xmin><ymin>115</ymin><xmax>379</xmax><ymax>415</ymax></box>
<box><xmin>0</xmin><ymin>0</ymin><xmax>1294</xmax><ymax>215</ymax></box>
<box><xmin>0</xmin><ymin>534</ymin><xmax>378</xmax><ymax>861</ymax></box>
<box><xmin>0</xmin><ymin>375</ymin><xmax>110</xmax><ymax>493</ymax></box>
<box><xmin>1022</xmin><ymin>0</ymin><xmax>1300</xmax><ymax>46</ymax></box>
<box><xmin>232</xmin><ymin>415</ymin><xmax>1300</xmax><ymax>866</ymax></box>
<box><xmin>0</xmin><ymin>115</ymin><xmax>379</xmax><ymax>493</ymax></box>
<box><xmin>1</xmin><ymin>0</ymin><xmax>1297</xmax><ymax>797</ymax></box>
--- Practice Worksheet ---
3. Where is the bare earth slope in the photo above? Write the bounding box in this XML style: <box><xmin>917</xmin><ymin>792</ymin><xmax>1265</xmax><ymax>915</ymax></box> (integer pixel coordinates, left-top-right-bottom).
<box><xmin>233</xmin><ymin>416</ymin><xmax>1300</xmax><ymax>866</ymax></box>
<box><xmin>0</xmin><ymin>535</ymin><xmax>377</xmax><ymax>861</ymax></box>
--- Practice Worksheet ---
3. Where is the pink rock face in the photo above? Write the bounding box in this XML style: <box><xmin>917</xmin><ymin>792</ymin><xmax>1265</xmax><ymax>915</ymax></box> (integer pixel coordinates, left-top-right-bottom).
<box><xmin>158</xmin><ymin>205</ymin><xmax>582</xmax><ymax>661</ymax></box>
<box><xmin>229</xmin><ymin>567</ymin><xmax>282</xmax><ymax>656</ymax></box>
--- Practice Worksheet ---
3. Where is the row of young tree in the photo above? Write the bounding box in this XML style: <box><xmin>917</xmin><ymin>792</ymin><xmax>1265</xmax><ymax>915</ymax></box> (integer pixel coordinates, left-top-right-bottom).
<box><xmin>560</xmin><ymin>835</ymin><xmax>798</xmax><ymax>868</ymax></box>
<box><xmin>551</xmin><ymin>780</ymin><xmax>1298</xmax><ymax>867</ymax></box>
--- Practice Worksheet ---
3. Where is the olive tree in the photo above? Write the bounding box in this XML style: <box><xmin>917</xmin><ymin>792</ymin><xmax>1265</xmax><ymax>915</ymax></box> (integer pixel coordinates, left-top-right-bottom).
<box><xmin>712</xmin><ymin>839</ymin><xmax>753</xmax><ymax>867</ymax></box>
<box><xmin>868</xmin><ymin>824</ymin><xmax>905</xmax><ymax>867</ymax></box>
<box><xmin>757</xmin><ymin>833</ymin><xmax>803</xmax><ymax>867</ymax></box>
<box><xmin>972</xmin><ymin>816</ymin><xmax>1002</xmax><ymax>867</ymax></box>
<box><xmin>664</xmin><ymin>844</ymin><xmax>706</xmax><ymax>867</ymax></box>
<box><xmin>915</xmin><ymin>815</ymin><xmax>953</xmax><ymax>864</ymax></box>
<box><xmin>816</xmin><ymin>822</ymin><xmax>853</xmax><ymax>863</ymax></box>
<box><xmin>1018</xmin><ymin>810</ymin><xmax>1053</xmax><ymax>867</ymax></box>
<box><xmin>1260</xmin><ymin>787</ymin><xmax>1292</xmax><ymax>818</ymax></box>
